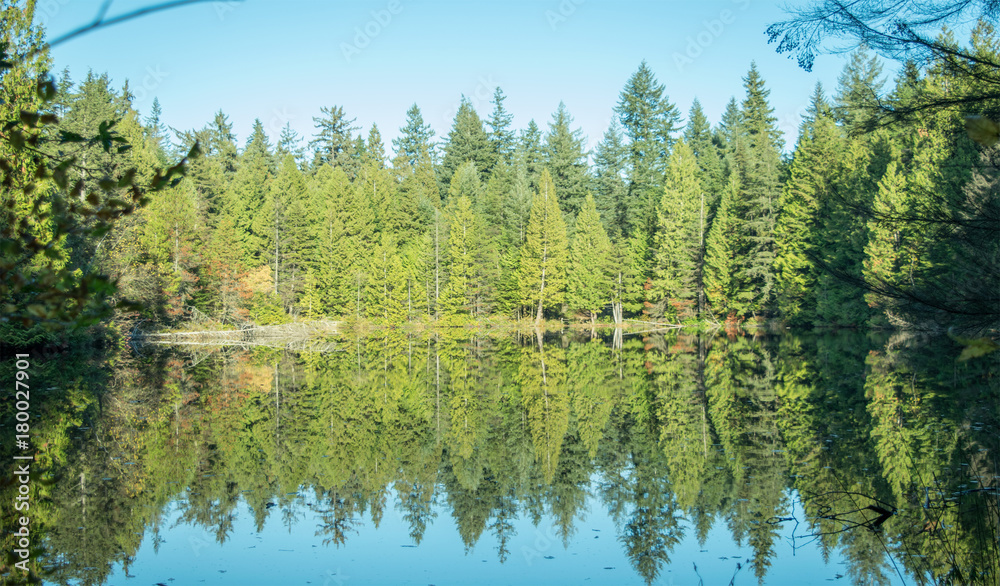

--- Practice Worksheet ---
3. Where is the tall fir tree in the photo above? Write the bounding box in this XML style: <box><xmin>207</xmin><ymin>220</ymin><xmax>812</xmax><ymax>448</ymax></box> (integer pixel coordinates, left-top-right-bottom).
<box><xmin>440</xmin><ymin>191</ymin><xmax>480</xmax><ymax>318</ymax></box>
<box><xmin>223</xmin><ymin>120</ymin><xmax>273</xmax><ymax>268</ymax></box>
<box><xmin>592</xmin><ymin>119</ymin><xmax>629</xmax><ymax>237</ymax></box>
<box><xmin>615</xmin><ymin>61</ymin><xmax>682</xmax><ymax>236</ymax></box>
<box><xmin>610</xmin><ymin>230</ymin><xmax>650</xmax><ymax>324</ymax></box>
<box><xmin>567</xmin><ymin>194</ymin><xmax>613</xmax><ymax>325</ymax></box>
<box><xmin>544</xmin><ymin>101</ymin><xmax>590</xmax><ymax>224</ymax></box>
<box><xmin>731</xmin><ymin>62</ymin><xmax>783</xmax><ymax>317</ymax></box>
<box><xmin>683</xmin><ymin>98</ymin><xmax>724</xmax><ymax>211</ymax></box>
<box><xmin>520</xmin><ymin>169</ymin><xmax>569</xmax><ymax>323</ymax></box>
<box><xmin>519</xmin><ymin>119</ymin><xmax>545</xmax><ymax>193</ymax></box>
<box><xmin>649</xmin><ymin>140</ymin><xmax>702</xmax><ymax>321</ymax></box>
<box><xmin>276</xmin><ymin>122</ymin><xmax>305</xmax><ymax>165</ymax></box>
<box><xmin>487</xmin><ymin>87</ymin><xmax>516</xmax><ymax>175</ymax></box>
<box><xmin>440</xmin><ymin>97</ymin><xmax>491</xmax><ymax>189</ymax></box>
<box><xmin>393</xmin><ymin>103</ymin><xmax>436</xmax><ymax>169</ymax></box>
<box><xmin>834</xmin><ymin>47</ymin><xmax>885</xmax><ymax>135</ymax></box>
<box><xmin>309</xmin><ymin>105</ymin><xmax>360</xmax><ymax>174</ymax></box>
<box><xmin>703</xmin><ymin>174</ymin><xmax>739</xmax><ymax>318</ymax></box>
<box><xmin>774</xmin><ymin>84</ymin><xmax>843</xmax><ymax>325</ymax></box>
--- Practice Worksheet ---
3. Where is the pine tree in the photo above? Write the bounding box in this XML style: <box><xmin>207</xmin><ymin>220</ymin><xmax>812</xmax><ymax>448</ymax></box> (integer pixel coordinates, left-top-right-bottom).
<box><xmin>649</xmin><ymin>140</ymin><xmax>701</xmax><ymax>321</ymax></box>
<box><xmin>366</xmin><ymin>233</ymin><xmax>408</xmax><ymax>324</ymax></box>
<box><xmin>223</xmin><ymin>120</ymin><xmax>273</xmax><ymax>268</ymax></box>
<box><xmin>440</xmin><ymin>97</ymin><xmax>491</xmax><ymax>188</ymax></box>
<box><xmin>592</xmin><ymin>119</ymin><xmax>629</xmax><ymax>237</ymax></box>
<box><xmin>683</xmin><ymin>98</ymin><xmax>724</xmax><ymax>210</ymax></box>
<box><xmin>257</xmin><ymin>154</ymin><xmax>310</xmax><ymax>307</ymax></box>
<box><xmin>502</xmin><ymin>155</ymin><xmax>534</xmax><ymax>248</ymax></box>
<box><xmin>393</xmin><ymin>103</ymin><xmax>435</xmax><ymax>169</ymax></box>
<box><xmin>310</xmin><ymin>105</ymin><xmax>359</xmax><ymax>171</ymax></box>
<box><xmin>615</xmin><ymin>60</ymin><xmax>682</xmax><ymax>236</ymax></box>
<box><xmin>834</xmin><ymin>47</ymin><xmax>885</xmax><ymax>135</ymax></box>
<box><xmin>863</xmin><ymin>160</ymin><xmax>907</xmax><ymax>318</ymax></box>
<box><xmin>207</xmin><ymin>109</ymin><xmax>239</xmax><ymax>177</ymax></box>
<box><xmin>544</xmin><ymin>101</ymin><xmax>590</xmax><ymax>223</ymax></box>
<box><xmin>610</xmin><ymin>230</ymin><xmax>649</xmax><ymax>324</ymax></box>
<box><xmin>487</xmin><ymin>87</ymin><xmax>516</xmax><ymax>175</ymax></box>
<box><xmin>567</xmin><ymin>194</ymin><xmax>613</xmax><ymax>325</ymax></box>
<box><xmin>717</xmin><ymin>96</ymin><xmax>742</xmax><ymax>176</ymax></box>
<box><xmin>276</xmin><ymin>122</ymin><xmax>305</xmax><ymax>165</ymax></box>
<box><xmin>703</xmin><ymin>174</ymin><xmax>739</xmax><ymax>318</ymax></box>
<box><xmin>310</xmin><ymin>165</ymin><xmax>353</xmax><ymax>314</ymax></box>
<box><xmin>144</xmin><ymin>96</ymin><xmax>167</xmax><ymax>164</ymax></box>
<box><xmin>365</xmin><ymin>123</ymin><xmax>387</xmax><ymax>169</ymax></box>
<box><xmin>520</xmin><ymin>169</ymin><xmax>569</xmax><ymax>323</ymax></box>
<box><xmin>519</xmin><ymin>120</ymin><xmax>545</xmax><ymax>193</ymax></box>
<box><xmin>440</xmin><ymin>192</ymin><xmax>479</xmax><ymax>318</ymax></box>
<box><xmin>732</xmin><ymin>62</ymin><xmax>783</xmax><ymax>317</ymax></box>
<box><xmin>774</xmin><ymin>84</ymin><xmax>843</xmax><ymax>325</ymax></box>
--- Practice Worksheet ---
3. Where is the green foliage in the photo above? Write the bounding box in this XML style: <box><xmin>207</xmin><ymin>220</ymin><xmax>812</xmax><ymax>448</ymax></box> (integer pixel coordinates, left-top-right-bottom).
<box><xmin>774</xmin><ymin>84</ymin><xmax>843</xmax><ymax>325</ymax></box>
<box><xmin>544</xmin><ymin>101</ymin><xmax>589</xmax><ymax>223</ymax></box>
<box><xmin>649</xmin><ymin>140</ymin><xmax>702</xmax><ymax>321</ymax></box>
<box><xmin>519</xmin><ymin>169</ymin><xmax>569</xmax><ymax>323</ymax></box>
<box><xmin>441</xmin><ymin>97</ymin><xmax>491</xmax><ymax>189</ymax></box>
<box><xmin>615</xmin><ymin>61</ymin><xmax>682</xmax><ymax>236</ymax></box>
<box><xmin>567</xmin><ymin>194</ymin><xmax>613</xmax><ymax>323</ymax></box>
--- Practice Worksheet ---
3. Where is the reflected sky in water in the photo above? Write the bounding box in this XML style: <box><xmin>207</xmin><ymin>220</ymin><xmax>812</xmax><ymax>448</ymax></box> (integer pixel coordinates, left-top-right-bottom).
<box><xmin>1</xmin><ymin>330</ymin><xmax>995</xmax><ymax>585</ymax></box>
<box><xmin>105</xmin><ymin>485</ymin><xmax>858</xmax><ymax>586</ymax></box>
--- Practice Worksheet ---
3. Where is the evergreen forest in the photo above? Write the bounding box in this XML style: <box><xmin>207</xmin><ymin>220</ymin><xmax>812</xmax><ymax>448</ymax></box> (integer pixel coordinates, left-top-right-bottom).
<box><xmin>2</xmin><ymin>5</ymin><xmax>998</xmax><ymax>342</ymax></box>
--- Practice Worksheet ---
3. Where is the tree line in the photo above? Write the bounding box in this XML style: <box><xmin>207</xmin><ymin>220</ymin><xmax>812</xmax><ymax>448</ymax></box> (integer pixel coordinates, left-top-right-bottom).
<box><xmin>4</xmin><ymin>9</ymin><xmax>997</xmax><ymax>338</ymax></box>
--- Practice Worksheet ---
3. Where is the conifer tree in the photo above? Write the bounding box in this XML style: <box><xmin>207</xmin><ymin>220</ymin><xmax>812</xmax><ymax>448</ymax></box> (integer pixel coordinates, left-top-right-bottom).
<box><xmin>366</xmin><ymin>233</ymin><xmax>408</xmax><ymax>324</ymax></box>
<box><xmin>615</xmin><ymin>61</ymin><xmax>682</xmax><ymax>235</ymax></box>
<box><xmin>257</xmin><ymin>154</ymin><xmax>310</xmax><ymax>307</ymax></box>
<box><xmin>834</xmin><ymin>47</ymin><xmax>885</xmax><ymax>135</ymax></box>
<box><xmin>440</xmin><ymin>192</ymin><xmax>479</xmax><ymax>318</ymax></box>
<box><xmin>592</xmin><ymin>119</ymin><xmax>629</xmax><ymax>237</ymax></box>
<box><xmin>732</xmin><ymin>62</ymin><xmax>783</xmax><ymax>316</ymax></box>
<box><xmin>519</xmin><ymin>120</ymin><xmax>545</xmax><ymax>193</ymax></box>
<box><xmin>310</xmin><ymin>105</ymin><xmax>359</xmax><ymax>171</ymax></box>
<box><xmin>441</xmin><ymin>97</ymin><xmax>491</xmax><ymax>187</ymax></box>
<box><xmin>223</xmin><ymin>120</ymin><xmax>273</xmax><ymax>268</ymax></box>
<box><xmin>276</xmin><ymin>122</ymin><xmax>305</xmax><ymax>165</ymax></box>
<box><xmin>310</xmin><ymin>165</ymin><xmax>353</xmax><ymax>314</ymax></box>
<box><xmin>207</xmin><ymin>109</ymin><xmax>239</xmax><ymax>177</ymax></box>
<box><xmin>774</xmin><ymin>84</ymin><xmax>843</xmax><ymax>325</ymax></box>
<box><xmin>649</xmin><ymin>140</ymin><xmax>702</xmax><ymax>321</ymax></box>
<box><xmin>365</xmin><ymin>123</ymin><xmax>387</xmax><ymax>170</ymax></box>
<box><xmin>544</xmin><ymin>101</ymin><xmax>590</xmax><ymax>223</ymax></box>
<box><xmin>610</xmin><ymin>230</ymin><xmax>649</xmax><ymax>324</ymax></box>
<box><xmin>520</xmin><ymin>169</ymin><xmax>569</xmax><ymax>323</ymax></box>
<box><xmin>862</xmin><ymin>160</ymin><xmax>907</xmax><ymax>319</ymax></box>
<box><xmin>704</xmin><ymin>174</ymin><xmax>739</xmax><ymax>318</ymax></box>
<box><xmin>683</xmin><ymin>99</ymin><xmax>724</xmax><ymax>210</ymax></box>
<box><xmin>487</xmin><ymin>87</ymin><xmax>516</xmax><ymax>174</ymax></box>
<box><xmin>568</xmin><ymin>194</ymin><xmax>613</xmax><ymax>325</ymax></box>
<box><xmin>393</xmin><ymin>103</ymin><xmax>435</xmax><ymax>169</ymax></box>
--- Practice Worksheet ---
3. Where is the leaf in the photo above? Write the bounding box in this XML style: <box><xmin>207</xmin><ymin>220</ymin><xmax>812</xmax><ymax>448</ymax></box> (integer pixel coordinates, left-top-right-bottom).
<box><xmin>964</xmin><ymin>115</ymin><xmax>1000</xmax><ymax>147</ymax></box>
<box><xmin>19</xmin><ymin>110</ymin><xmax>39</xmax><ymax>127</ymax></box>
<box><xmin>58</xmin><ymin>130</ymin><xmax>86</xmax><ymax>143</ymax></box>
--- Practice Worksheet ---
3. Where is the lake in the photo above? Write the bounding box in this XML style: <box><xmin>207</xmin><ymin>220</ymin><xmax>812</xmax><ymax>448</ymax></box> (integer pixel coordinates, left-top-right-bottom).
<box><xmin>1</xmin><ymin>329</ymin><xmax>996</xmax><ymax>585</ymax></box>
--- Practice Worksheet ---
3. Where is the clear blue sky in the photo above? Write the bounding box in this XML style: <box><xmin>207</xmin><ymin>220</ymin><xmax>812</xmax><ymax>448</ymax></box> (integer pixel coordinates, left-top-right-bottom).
<box><xmin>39</xmin><ymin>0</ymin><xmax>859</xmax><ymax>155</ymax></box>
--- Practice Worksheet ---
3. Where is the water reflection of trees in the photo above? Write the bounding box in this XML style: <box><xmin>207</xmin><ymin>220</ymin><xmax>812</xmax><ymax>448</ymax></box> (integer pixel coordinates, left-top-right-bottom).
<box><xmin>1</xmin><ymin>330</ymin><xmax>995</xmax><ymax>585</ymax></box>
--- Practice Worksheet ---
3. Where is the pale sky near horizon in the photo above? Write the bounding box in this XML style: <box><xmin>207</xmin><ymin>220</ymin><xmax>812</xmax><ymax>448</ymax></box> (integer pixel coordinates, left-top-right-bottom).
<box><xmin>39</xmin><ymin>0</ymin><xmax>868</xmax><ymax>155</ymax></box>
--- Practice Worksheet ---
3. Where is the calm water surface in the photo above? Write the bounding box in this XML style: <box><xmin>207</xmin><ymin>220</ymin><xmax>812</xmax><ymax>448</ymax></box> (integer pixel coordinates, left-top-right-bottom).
<box><xmin>1</xmin><ymin>330</ymin><xmax>996</xmax><ymax>585</ymax></box>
